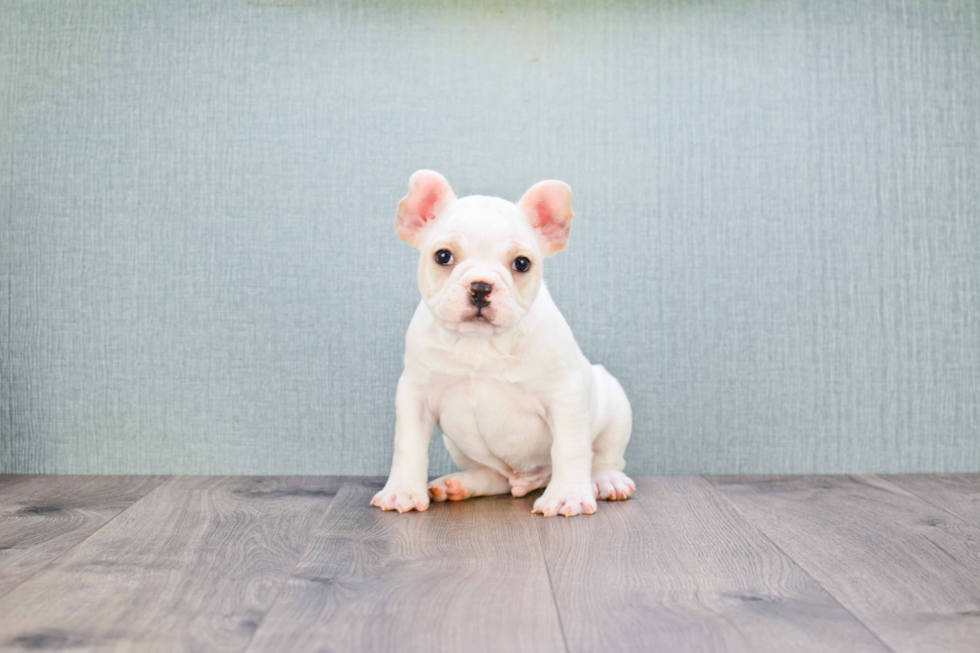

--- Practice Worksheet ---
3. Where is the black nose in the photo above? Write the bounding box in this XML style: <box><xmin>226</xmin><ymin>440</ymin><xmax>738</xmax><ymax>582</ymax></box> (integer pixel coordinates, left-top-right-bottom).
<box><xmin>469</xmin><ymin>281</ymin><xmax>493</xmax><ymax>308</ymax></box>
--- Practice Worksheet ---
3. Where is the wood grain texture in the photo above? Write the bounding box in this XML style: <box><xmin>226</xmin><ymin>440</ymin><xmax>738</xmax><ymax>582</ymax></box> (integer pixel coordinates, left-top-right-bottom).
<box><xmin>886</xmin><ymin>474</ymin><xmax>980</xmax><ymax>524</ymax></box>
<box><xmin>244</xmin><ymin>480</ymin><xmax>566</xmax><ymax>653</ymax></box>
<box><xmin>0</xmin><ymin>474</ymin><xmax>167</xmax><ymax>598</ymax></box>
<box><xmin>0</xmin><ymin>476</ymin><xmax>340</xmax><ymax>653</ymax></box>
<box><xmin>708</xmin><ymin>475</ymin><xmax>980</xmax><ymax>653</ymax></box>
<box><xmin>536</xmin><ymin>476</ymin><xmax>890</xmax><ymax>653</ymax></box>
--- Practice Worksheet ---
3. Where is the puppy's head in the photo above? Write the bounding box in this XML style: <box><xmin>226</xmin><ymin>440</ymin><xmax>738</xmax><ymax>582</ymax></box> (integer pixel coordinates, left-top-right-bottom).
<box><xmin>397</xmin><ymin>170</ymin><xmax>573</xmax><ymax>335</ymax></box>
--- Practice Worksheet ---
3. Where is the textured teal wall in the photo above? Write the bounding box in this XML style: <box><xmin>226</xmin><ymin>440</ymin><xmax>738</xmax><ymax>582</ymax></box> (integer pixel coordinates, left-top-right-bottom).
<box><xmin>1</xmin><ymin>0</ymin><xmax>978</xmax><ymax>475</ymax></box>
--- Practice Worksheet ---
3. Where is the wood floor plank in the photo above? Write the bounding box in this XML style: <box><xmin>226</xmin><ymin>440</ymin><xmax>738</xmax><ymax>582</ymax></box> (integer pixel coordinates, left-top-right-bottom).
<box><xmin>886</xmin><ymin>474</ymin><xmax>980</xmax><ymax>524</ymax></box>
<box><xmin>535</xmin><ymin>476</ymin><xmax>891</xmax><ymax>653</ymax></box>
<box><xmin>708</xmin><ymin>474</ymin><xmax>980</xmax><ymax>653</ymax></box>
<box><xmin>244</xmin><ymin>480</ymin><xmax>566</xmax><ymax>653</ymax></box>
<box><xmin>0</xmin><ymin>476</ymin><xmax>341</xmax><ymax>653</ymax></box>
<box><xmin>0</xmin><ymin>475</ymin><xmax>167</xmax><ymax>598</ymax></box>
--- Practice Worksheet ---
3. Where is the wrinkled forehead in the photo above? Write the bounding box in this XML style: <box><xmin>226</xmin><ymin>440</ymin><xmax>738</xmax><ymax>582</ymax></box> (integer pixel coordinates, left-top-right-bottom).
<box><xmin>427</xmin><ymin>195</ymin><xmax>539</xmax><ymax>253</ymax></box>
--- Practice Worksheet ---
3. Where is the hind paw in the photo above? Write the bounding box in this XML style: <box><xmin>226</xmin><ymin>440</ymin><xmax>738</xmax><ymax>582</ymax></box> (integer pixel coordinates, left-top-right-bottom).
<box><xmin>428</xmin><ymin>474</ymin><xmax>472</xmax><ymax>502</ymax></box>
<box><xmin>592</xmin><ymin>470</ymin><xmax>635</xmax><ymax>501</ymax></box>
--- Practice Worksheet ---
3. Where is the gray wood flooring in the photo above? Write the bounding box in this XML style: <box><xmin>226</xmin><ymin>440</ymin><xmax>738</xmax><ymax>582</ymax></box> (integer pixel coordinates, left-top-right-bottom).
<box><xmin>0</xmin><ymin>474</ymin><xmax>977</xmax><ymax>652</ymax></box>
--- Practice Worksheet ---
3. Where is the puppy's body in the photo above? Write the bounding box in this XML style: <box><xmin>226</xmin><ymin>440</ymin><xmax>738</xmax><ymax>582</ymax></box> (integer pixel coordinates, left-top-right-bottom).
<box><xmin>407</xmin><ymin>284</ymin><xmax>631</xmax><ymax>497</ymax></box>
<box><xmin>372</xmin><ymin>174</ymin><xmax>633</xmax><ymax>517</ymax></box>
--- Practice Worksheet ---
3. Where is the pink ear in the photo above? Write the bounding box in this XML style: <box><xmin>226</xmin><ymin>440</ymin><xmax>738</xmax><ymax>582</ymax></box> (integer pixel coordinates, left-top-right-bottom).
<box><xmin>396</xmin><ymin>170</ymin><xmax>456</xmax><ymax>247</ymax></box>
<box><xmin>518</xmin><ymin>180</ymin><xmax>574</xmax><ymax>256</ymax></box>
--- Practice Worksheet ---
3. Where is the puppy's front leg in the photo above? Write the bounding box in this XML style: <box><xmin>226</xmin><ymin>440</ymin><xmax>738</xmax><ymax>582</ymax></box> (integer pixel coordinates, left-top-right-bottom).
<box><xmin>371</xmin><ymin>374</ymin><xmax>435</xmax><ymax>513</ymax></box>
<box><xmin>534</xmin><ymin>389</ymin><xmax>597</xmax><ymax>517</ymax></box>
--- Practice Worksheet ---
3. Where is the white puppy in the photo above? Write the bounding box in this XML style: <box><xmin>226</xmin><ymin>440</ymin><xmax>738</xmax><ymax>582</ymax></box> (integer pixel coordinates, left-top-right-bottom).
<box><xmin>371</xmin><ymin>171</ymin><xmax>634</xmax><ymax>517</ymax></box>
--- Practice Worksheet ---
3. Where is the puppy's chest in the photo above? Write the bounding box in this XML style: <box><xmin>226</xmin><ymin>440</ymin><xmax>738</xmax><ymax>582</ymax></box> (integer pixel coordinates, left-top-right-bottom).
<box><xmin>432</xmin><ymin>376</ymin><xmax>552</xmax><ymax>468</ymax></box>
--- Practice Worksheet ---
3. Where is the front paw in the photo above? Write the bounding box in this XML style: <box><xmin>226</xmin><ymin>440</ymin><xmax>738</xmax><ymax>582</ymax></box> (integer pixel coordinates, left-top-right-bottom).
<box><xmin>370</xmin><ymin>484</ymin><xmax>429</xmax><ymax>513</ymax></box>
<box><xmin>533</xmin><ymin>484</ymin><xmax>597</xmax><ymax>517</ymax></box>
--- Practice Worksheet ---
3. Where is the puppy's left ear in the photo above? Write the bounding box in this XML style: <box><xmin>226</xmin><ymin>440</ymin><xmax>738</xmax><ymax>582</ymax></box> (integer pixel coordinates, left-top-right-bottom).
<box><xmin>397</xmin><ymin>170</ymin><xmax>457</xmax><ymax>247</ymax></box>
<box><xmin>518</xmin><ymin>180</ymin><xmax>573</xmax><ymax>256</ymax></box>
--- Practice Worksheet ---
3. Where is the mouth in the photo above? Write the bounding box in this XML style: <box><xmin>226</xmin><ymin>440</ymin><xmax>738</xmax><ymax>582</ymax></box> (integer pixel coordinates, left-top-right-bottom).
<box><xmin>463</xmin><ymin>309</ymin><xmax>492</xmax><ymax>325</ymax></box>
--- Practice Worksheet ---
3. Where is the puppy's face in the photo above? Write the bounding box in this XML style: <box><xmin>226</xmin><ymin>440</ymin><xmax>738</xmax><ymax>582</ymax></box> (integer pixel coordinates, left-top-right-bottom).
<box><xmin>397</xmin><ymin>171</ymin><xmax>573</xmax><ymax>335</ymax></box>
<box><xmin>417</xmin><ymin>197</ymin><xmax>542</xmax><ymax>334</ymax></box>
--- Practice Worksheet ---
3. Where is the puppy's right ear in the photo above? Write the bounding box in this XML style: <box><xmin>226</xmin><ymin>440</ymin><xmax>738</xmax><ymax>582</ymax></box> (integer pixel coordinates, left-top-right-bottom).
<box><xmin>396</xmin><ymin>170</ymin><xmax>456</xmax><ymax>247</ymax></box>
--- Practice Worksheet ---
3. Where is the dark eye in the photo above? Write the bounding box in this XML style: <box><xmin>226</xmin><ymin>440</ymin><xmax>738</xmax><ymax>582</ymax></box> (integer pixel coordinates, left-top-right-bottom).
<box><xmin>512</xmin><ymin>256</ymin><xmax>531</xmax><ymax>273</ymax></box>
<box><xmin>434</xmin><ymin>249</ymin><xmax>454</xmax><ymax>266</ymax></box>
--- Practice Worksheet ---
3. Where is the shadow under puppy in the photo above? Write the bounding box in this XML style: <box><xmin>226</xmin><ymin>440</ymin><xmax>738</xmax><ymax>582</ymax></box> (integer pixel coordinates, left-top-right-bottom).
<box><xmin>372</xmin><ymin>171</ymin><xmax>634</xmax><ymax>517</ymax></box>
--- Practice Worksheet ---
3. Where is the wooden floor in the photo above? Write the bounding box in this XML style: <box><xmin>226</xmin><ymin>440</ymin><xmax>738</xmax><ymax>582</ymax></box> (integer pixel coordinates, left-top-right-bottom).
<box><xmin>0</xmin><ymin>475</ymin><xmax>978</xmax><ymax>652</ymax></box>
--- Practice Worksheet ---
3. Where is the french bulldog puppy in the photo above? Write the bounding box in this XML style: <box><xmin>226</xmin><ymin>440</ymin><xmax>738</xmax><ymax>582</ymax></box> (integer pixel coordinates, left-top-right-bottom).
<box><xmin>370</xmin><ymin>171</ymin><xmax>634</xmax><ymax>517</ymax></box>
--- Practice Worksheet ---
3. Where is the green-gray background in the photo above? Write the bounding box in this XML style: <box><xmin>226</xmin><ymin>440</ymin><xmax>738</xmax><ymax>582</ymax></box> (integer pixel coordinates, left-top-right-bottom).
<box><xmin>2</xmin><ymin>0</ymin><xmax>978</xmax><ymax>475</ymax></box>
